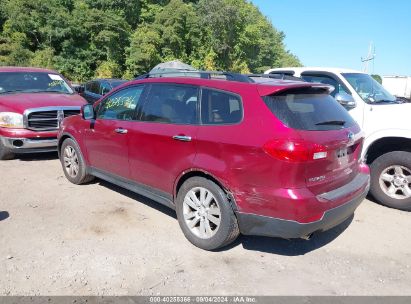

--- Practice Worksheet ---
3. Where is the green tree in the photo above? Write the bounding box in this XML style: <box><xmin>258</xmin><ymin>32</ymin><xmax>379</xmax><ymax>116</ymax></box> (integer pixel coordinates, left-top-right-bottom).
<box><xmin>125</xmin><ymin>24</ymin><xmax>162</xmax><ymax>77</ymax></box>
<box><xmin>0</xmin><ymin>0</ymin><xmax>301</xmax><ymax>80</ymax></box>
<box><xmin>372</xmin><ymin>74</ymin><xmax>382</xmax><ymax>84</ymax></box>
<box><xmin>30</xmin><ymin>47</ymin><xmax>56</xmax><ymax>69</ymax></box>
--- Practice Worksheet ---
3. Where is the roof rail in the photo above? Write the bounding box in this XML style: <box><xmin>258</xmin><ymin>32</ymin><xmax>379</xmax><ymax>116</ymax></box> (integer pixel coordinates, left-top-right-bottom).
<box><xmin>135</xmin><ymin>70</ymin><xmax>254</xmax><ymax>83</ymax></box>
<box><xmin>246</xmin><ymin>73</ymin><xmax>304</xmax><ymax>82</ymax></box>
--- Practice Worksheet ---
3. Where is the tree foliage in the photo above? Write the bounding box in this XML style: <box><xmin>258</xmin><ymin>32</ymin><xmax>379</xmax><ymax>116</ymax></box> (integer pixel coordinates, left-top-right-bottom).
<box><xmin>0</xmin><ymin>0</ymin><xmax>301</xmax><ymax>81</ymax></box>
<box><xmin>371</xmin><ymin>74</ymin><xmax>382</xmax><ymax>84</ymax></box>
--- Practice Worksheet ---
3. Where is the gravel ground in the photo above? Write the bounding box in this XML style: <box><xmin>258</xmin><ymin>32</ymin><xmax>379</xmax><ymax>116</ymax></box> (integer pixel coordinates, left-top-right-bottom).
<box><xmin>1</xmin><ymin>153</ymin><xmax>410</xmax><ymax>296</ymax></box>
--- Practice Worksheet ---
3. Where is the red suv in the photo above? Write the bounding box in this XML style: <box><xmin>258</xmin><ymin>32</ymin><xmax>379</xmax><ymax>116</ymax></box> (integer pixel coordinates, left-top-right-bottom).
<box><xmin>0</xmin><ymin>67</ymin><xmax>86</xmax><ymax>160</ymax></box>
<box><xmin>58</xmin><ymin>73</ymin><xmax>370</xmax><ymax>250</ymax></box>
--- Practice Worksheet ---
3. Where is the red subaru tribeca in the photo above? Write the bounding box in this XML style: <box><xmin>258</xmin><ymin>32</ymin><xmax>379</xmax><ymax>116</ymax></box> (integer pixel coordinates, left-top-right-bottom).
<box><xmin>58</xmin><ymin>72</ymin><xmax>370</xmax><ymax>250</ymax></box>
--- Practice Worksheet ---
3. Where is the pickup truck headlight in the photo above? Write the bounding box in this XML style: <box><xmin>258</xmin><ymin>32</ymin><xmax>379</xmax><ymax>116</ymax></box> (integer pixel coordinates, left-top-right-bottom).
<box><xmin>0</xmin><ymin>112</ymin><xmax>24</xmax><ymax>128</ymax></box>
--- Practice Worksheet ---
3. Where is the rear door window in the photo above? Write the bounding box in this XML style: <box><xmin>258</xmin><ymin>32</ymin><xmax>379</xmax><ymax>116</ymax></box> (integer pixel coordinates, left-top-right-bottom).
<box><xmin>85</xmin><ymin>81</ymin><xmax>93</xmax><ymax>93</ymax></box>
<box><xmin>140</xmin><ymin>84</ymin><xmax>199</xmax><ymax>124</ymax></box>
<box><xmin>200</xmin><ymin>89</ymin><xmax>243</xmax><ymax>124</ymax></box>
<box><xmin>86</xmin><ymin>81</ymin><xmax>100</xmax><ymax>95</ymax></box>
<box><xmin>263</xmin><ymin>88</ymin><xmax>356</xmax><ymax>131</ymax></box>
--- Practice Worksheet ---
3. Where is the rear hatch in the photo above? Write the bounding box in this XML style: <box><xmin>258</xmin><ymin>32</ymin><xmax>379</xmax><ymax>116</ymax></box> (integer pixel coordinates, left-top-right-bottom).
<box><xmin>262</xmin><ymin>86</ymin><xmax>363</xmax><ymax>195</ymax></box>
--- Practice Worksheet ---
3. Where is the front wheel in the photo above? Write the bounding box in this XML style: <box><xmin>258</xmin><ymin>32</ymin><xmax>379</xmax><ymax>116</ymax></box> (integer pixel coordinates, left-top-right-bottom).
<box><xmin>370</xmin><ymin>151</ymin><xmax>411</xmax><ymax>211</ymax></box>
<box><xmin>60</xmin><ymin>138</ymin><xmax>94</xmax><ymax>185</ymax></box>
<box><xmin>176</xmin><ymin>177</ymin><xmax>239</xmax><ymax>250</ymax></box>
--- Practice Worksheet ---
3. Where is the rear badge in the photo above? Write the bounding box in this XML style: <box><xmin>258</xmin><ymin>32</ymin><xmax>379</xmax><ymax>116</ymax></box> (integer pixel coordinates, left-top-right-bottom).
<box><xmin>308</xmin><ymin>175</ymin><xmax>326</xmax><ymax>183</ymax></box>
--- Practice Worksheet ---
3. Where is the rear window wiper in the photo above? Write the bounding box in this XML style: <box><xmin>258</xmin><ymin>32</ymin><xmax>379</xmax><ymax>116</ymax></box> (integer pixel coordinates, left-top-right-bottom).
<box><xmin>315</xmin><ymin>120</ymin><xmax>346</xmax><ymax>126</ymax></box>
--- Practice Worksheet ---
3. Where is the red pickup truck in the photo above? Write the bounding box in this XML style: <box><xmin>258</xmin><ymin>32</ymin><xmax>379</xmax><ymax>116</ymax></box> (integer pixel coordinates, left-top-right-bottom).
<box><xmin>0</xmin><ymin>67</ymin><xmax>87</xmax><ymax>160</ymax></box>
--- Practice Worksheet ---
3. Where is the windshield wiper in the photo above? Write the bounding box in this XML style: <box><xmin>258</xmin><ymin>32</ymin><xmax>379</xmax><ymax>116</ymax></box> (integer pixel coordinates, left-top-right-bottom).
<box><xmin>315</xmin><ymin>120</ymin><xmax>346</xmax><ymax>126</ymax></box>
<box><xmin>42</xmin><ymin>90</ymin><xmax>71</xmax><ymax>94</ymax></box>
<box><xmin>372</xmin><ymin>99</ymin><xmax>399</xmax><ymax>104</ymax></box>
<box><xmin>0</xmin><ymin>89</ymin><xmax>70</xmax><ymax>95</ymax></box>
<box><xmin>0</xmin><ymin>89</ymin><xmax>30</xmax><ymax>95</ymax></box>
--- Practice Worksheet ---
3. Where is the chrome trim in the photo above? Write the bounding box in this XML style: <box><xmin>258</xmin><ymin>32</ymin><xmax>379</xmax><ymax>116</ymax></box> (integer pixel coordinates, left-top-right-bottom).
<box><xmin>0</xmin><ymin>136</ymin><xmax>58</xmax><ymax>149</ymax></box>
<box><xmin>115</xmin><ymin>128</ymin><xmax>128</xmax><ymax>134</ymax></box>
<box><xmin>23</xmin><ymin>106</ymin><xmax>81</xmax><ymax>131</ymax></box>
<box><xmin>173</xmin><ymin>135</ymin><xmax>192</xmax><ymax>142</ymax></box>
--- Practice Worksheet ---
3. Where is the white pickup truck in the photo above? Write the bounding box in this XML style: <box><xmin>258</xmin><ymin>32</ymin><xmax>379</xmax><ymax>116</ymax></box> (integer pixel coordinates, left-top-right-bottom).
<box><xmin>265</xmin><ymin>67</ymin><xmax>411</xmax><ymax>211</ymax></box>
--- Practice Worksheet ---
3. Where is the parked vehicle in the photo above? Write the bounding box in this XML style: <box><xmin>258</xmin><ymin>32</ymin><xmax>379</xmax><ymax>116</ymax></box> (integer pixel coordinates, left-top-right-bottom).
<box><xmin>58</xmin><ymin>72</ymin><xmax>370</xmax><ymax>250</ymax></box>
<box><xmin>0</xmin><ymin>67</ymin><xmax>87</xmax><ymax>160</ymax></box>
<box><xmin>266</xmin><ymin>67</ymin><xmax>411</xmax><ymax>211</ymax></box>
<box><xmin>382</xmin><ymin>76</ymin><xmax>411</xmax><ymax>101</ymax></box>
<box><xmin>77</xmin><ymin>79</ymin><xmax>127</xmax><ymax>104</ymax></box>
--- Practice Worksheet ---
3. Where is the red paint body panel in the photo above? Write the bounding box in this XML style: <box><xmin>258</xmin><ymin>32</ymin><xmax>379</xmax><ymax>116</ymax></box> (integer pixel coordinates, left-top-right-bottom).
<box><xmin>83</xmin><ymin>119</ymin><xmax>133</xmax><ymax>178</ymax></box>
<box><xmin>0</xmin><ymin>127</ymin><xmax>58</xmax><ymax>139</ymax></box>
<box><xmin>59</xmin><ymin>77</ymin><xmax>370</xmax><ymax>227</ymax></box>
<box><xmin>127</xmin><ymin>122</ymin><xmax>198</xmax><ymax>194</ymax></box>
<box><xmin>0</xmin><ymin>93</ymin><xmax>86</xmax><ymax>114</ymax></box>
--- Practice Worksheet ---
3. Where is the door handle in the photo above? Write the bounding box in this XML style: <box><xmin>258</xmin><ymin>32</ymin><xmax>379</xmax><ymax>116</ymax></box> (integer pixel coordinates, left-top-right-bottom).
<box><xmin>173</xmin><ymin>135</ymin><xmax>192</xmax><ymax>142</ymax></box>
<box><xmin>115</xmin><ymin>128</ymin><xmax>128</xmax><ymax>134</ymax></box>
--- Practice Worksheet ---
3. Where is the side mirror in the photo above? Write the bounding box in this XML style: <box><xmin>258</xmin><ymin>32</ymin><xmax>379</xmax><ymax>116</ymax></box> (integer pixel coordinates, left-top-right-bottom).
<box><xmin>81</xmin><ymin>104</ymin><xmax>95</xmax><ymax>120</ymax></box>
<box><xmin>75</xmin><ymin>85</ymin><xmax>85</xmax><ymax>94</ymax></box>
<box><xmin>335</xmin><ymin>92</ymin><xmax>356</xmax><ymax>110</ymax></box>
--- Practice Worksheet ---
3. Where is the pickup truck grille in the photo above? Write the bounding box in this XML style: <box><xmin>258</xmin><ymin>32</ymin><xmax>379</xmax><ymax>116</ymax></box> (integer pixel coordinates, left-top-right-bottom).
<box><xmin>24</xmin><ymin>107</ymin><xmax>81</xmax><ymax>131</ymax></box>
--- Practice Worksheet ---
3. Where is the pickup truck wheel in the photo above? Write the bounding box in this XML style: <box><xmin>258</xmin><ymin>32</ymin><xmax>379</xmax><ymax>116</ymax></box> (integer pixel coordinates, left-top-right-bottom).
<box><xmin>370</xmin><ymin>151</ymin><xmax>411</xmax><ymax>211</ymax></box>
<box><xmin>0</xmin><ymin>139</ymin><xmax>15</xmax><ymax>160</ymax></box>
<box><xmin>176</xmin><ymin>177</ymin><xmax>239</xmax><ymax>250</ymax></box>
<box><xmin>60</xmin><ymin>138</ymin><xmax>94</xmax><ymax>185</ymax></box>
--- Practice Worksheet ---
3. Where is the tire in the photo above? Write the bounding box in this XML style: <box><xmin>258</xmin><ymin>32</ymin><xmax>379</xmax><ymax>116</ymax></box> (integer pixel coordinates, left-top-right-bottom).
<box><xmin>176</xmin><ymin>177</ymin><xmax>239</xmax><ymax>250</ymax></box>
<box><xmin>370</xmin><ymin>151</ymin><xmax>411</xmax><ymax>211</ymax></box>
<box><xmin>60</xmin><ymin>138</ymin><xmax>94</xmax><ymax>185</ymax></box>
<box><xmin>0</xmin><ymin>139</ymin><xmax>14</xmax><ymax>160</ymax></box>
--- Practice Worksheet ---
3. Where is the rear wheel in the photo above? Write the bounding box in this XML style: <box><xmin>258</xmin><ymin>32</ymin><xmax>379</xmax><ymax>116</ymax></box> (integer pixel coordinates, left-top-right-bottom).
<box><xmin>0</xmin><ymin>139</ymin><xmax>14</xmax><ymax>160</ymax></box>
<box><xmin>60</xmin><ymin>138</ymin><xmax>94</xmax><ymax>185</ymax></box>
<box><xmin>370</xmin><ymin>151</ymin><xmax>411</xmax><ymax>211</ymax></box>
<box><xmin>176</xmin><ymin>177</ymin><xmax>239</xmax><ymax>250</ymax></box>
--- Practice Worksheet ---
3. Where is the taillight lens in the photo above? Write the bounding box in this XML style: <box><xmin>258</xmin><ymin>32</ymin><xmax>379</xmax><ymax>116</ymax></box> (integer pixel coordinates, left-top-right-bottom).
<box><xmin>263</xmin><ymin>139</ymin><xmax>328</xmax><ymax>162</ymax></box>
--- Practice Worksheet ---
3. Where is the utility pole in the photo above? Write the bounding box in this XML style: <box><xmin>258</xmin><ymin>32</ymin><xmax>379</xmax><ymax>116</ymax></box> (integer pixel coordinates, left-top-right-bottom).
<box><xmin>361</xmin><ymin>42</ymin><xmax>376</xmax><ymax>74</ymax></box>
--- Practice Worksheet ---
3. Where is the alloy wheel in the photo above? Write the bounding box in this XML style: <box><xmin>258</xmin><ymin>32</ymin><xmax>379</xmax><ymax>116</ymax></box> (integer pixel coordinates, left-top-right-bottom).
<box><xmin>182</xmin><ymin>187</ymin><xmax>222</xmax><ymax>239</ymax></box>
<box><xmin>379</xmin><ymin>165</ymin><xmax>411</xmax><ymax>200</ymax></box>
<box><xmin>63</xmin><ymin>145</ymin><xmax>79</xmax><ymax>178</ymax></box>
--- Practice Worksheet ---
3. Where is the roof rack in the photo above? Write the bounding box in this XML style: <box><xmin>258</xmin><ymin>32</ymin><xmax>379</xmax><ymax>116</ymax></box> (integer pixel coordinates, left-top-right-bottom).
<box><xmin>135</xmin><ymin>70</ymin><xmax>254</xmax><ymax>83</ymax></box>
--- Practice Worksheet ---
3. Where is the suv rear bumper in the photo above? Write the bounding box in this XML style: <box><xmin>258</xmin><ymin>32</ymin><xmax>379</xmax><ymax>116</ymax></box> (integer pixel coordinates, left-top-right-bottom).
<box><xmin>0</xmin><ymin>136</ymin><xmax>57</xmax><ymax>153</ymax></box>
<box><xmin>236</xmin><ymin>173</ymin><xmax>370</xmax><ymax>239</ymax></box>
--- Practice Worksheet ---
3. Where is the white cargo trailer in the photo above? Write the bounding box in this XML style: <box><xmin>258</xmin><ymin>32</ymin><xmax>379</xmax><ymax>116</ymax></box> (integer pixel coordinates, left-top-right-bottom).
<box><xmin>382</xmin><ymin>76</ymin><xmax>411</xmax><ymax>99</ymax></box>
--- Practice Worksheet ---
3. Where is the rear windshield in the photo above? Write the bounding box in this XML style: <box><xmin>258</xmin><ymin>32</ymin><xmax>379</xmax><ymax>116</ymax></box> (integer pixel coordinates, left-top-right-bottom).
<box><xmin>263</xmin><ymin>88</ymin><xmax>356</xmax><ymax>131</ymax></box>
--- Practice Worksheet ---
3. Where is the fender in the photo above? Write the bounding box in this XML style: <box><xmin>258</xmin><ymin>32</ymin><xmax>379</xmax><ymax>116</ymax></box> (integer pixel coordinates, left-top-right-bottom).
<box><xmin>58</xmin><ymin>114</ymin><xmax>93</xmax><ymax>162</ymax></box>
<box><xmin>363</xmin><ymin>129</ymin><xmax>411</xmax><ymax>158</ymax></box>
<box><xmin>57</xmin><ymin>131</ymin><xmax>75</xmax><ymax>156</ymax></box>
<box><xmin>173</xmin><ymin>167</ymin><xmax>238</xmax><ymax>211</ymax></box>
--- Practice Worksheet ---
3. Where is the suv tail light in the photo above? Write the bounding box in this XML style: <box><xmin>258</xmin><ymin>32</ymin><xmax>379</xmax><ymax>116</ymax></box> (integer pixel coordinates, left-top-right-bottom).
<box><xmin>263</xmin><ymin>139</ymin><xmax>328</xmax><ymax>162</ymax></box>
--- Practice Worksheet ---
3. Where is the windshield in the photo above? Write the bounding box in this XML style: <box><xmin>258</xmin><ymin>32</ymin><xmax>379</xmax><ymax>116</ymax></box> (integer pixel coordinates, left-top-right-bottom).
<box><xmin>342</xmin><ymin>73</ymin><xmax>396</xmax><ymax>103</ymax></box>
<box><xmin>0</xmin><ymin>72</ymin><xmax>73</xmax><ymax>95</ymax></box>
<box><xmin>110</xmin><ymin>80</ymin><xmax>127</xmax><ymax>88</ymax></box>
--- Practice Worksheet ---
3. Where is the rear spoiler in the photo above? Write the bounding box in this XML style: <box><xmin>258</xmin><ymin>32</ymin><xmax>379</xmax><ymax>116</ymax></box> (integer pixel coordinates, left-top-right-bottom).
<box><xmin>257</xmin><ymin>83</ymin><xmax>335</xmax><ymax>97</ymax></box>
